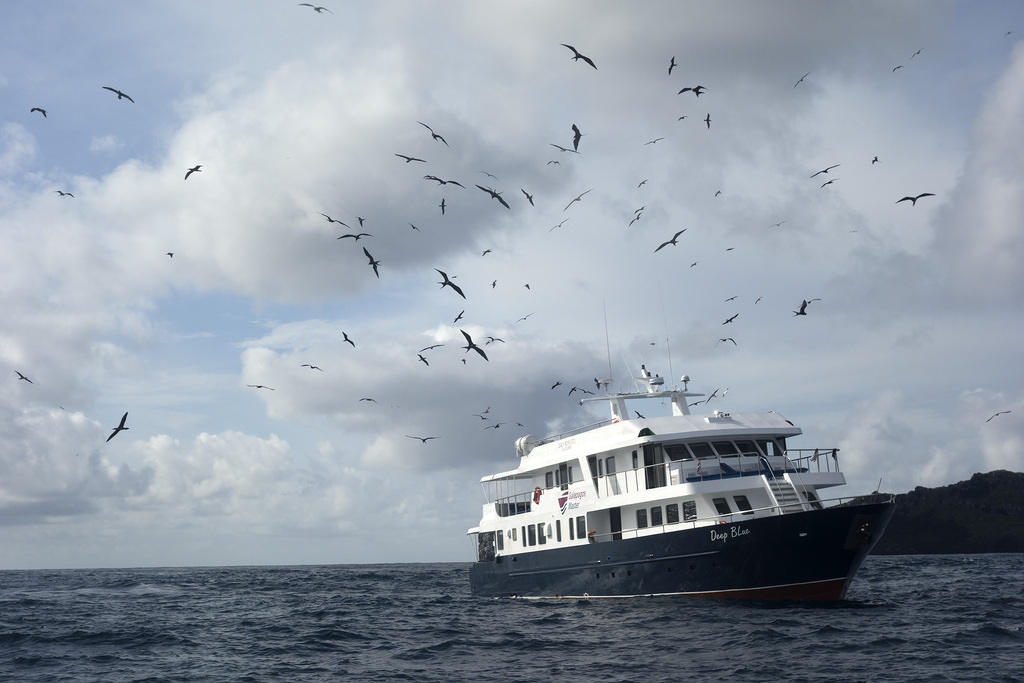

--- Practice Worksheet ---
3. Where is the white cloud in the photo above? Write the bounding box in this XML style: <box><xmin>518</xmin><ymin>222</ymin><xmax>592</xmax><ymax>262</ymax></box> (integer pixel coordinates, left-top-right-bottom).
<box><xmin>0</xmin><ymin>123</ymin><xmax>35</xmax><ymax>175</ymax></box>
<box><xmin>89</xmin><ymin>135</ymin><xmax>124</xmax><ymax>153</ymax></box>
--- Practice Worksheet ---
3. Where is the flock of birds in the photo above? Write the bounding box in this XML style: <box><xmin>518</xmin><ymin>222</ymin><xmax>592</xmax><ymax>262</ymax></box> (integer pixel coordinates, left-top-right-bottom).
<box><xmin>12</xmin><ymin>9</ymin><xmax>1018</xmax><ymax>454</ymax></box>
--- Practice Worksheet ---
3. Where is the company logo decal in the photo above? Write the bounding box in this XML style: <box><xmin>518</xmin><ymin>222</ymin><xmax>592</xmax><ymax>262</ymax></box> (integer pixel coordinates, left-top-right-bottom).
<box><xmin>559</xmin><ymin>490</ymin><xmax>585</xmax><ymax>514</ymax></box>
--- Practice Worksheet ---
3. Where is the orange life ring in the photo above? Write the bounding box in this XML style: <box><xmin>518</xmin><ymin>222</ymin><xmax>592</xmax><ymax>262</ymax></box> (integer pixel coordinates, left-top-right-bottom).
<box><xmin>533</xmin><ymin>487</ymin><xmax>542</xmax><ymax>504</ymax></box>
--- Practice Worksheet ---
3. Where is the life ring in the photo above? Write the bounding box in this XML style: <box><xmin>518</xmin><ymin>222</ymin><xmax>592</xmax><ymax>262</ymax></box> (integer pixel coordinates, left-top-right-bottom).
<box><xmin>533</xmin><ymin>487</ymin><xmax>542</xmax><ymax>504</ymax></box>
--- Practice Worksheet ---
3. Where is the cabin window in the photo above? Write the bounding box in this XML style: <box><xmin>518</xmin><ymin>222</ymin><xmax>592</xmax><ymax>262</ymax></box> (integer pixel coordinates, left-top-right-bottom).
<box><xmin>688</xmin><ymin>442</ymin><xmax>715</xmax><ymax>459</ymax></box>
<box><xmin>510</xmin><ymin>527</ymin><xmax>517</xmax><ymax>542</ymax></box>
<box><xmin>556</xmin><ymin>519</ymin><xmax>562</xmax><ymax>542</ymax></box>
<box><xmin>643</xmin><ymin>444</ymin><xmax>667</xmax><ymax>489</ymax></box>
<box><xmin>537</xmin><ymin>523</ymin><xmax>546</xmax><ymax>545</ymax></box>
<box><xmin>521</xmin><ymin>526</ymin><xmax>527</xmax><ymax>546</ymax></box>
<box><xmin>545</xmin><ymin>471</ymin><xmax>554</xmax><ymax>489</ymax></box>
<box><xmin>632</xmin><ymin>450</ymin><xmax>638</xmax><ymax>470</ymax></box>
<box><xmin>734</xmin><ymin>495</ymin><xmax>754</xmax><ymax>515</ymax></box>
<box><xmin>527</xmin><ymin>524</ymin><xmax>537</xmax><ymax>546</ymax></box>
<box><xmin>682</xmin><ymin>500</ymin><xmax>697</xmax><ymax>521</ymax></box>
<box><xmin>568</xmin><ymin>465</ymin><xmax>575</xmax><ymax>484</ymax></box>
<box><xmin>597</xmin><ymin>459</ymin><xmax>604</xmax><ymax>476</ymax></box>
<box><xmin>576</xmin><ymin>516</ymin><xmax>586</xmax><ymax>539</ymax></box>
<box><xmin>569</xmin><ymin>518</ymin><xmax>575</xmax><ymax>540</ymax></box>
<box><xmin>666</xmin><ymin>503</ymin><xmax>679</xmax><ymax>524</ymax></box>
<box><xmin>636</xmin><ymin>508</ymin><xmax>648</xmax><ymax>529</ymax></box>
<box><xmin>559</xmin><ymin>462</ymin><xmax>569</xmax><ymax>491</ymax></box>
<box><xmin>496</xmin><ymin>530</ymin><xmax>504</xmax><ymax>550</ymax></box>
<box><xmin>712</xmin><ymin>497</ymin><xmax>732</xmax><ymax>515</ymax></box>
<box><xmin>605</xmin><ymin>456</ymin><xmax>616</xmax><ymax>474</ymax></box>
<box><xmin>734</xmin><ymin>440</ymin><xmax>758</xmax><ymax>457</ymax></box>
<box><xmin>650</xmin><ymin>506</ymin><xmax>663</xmax><ymax>526</ymax></box>
<box><xmin>712</xmin><ymin>441</ymin><xmax>739</xmax><ymax>456</ymax></box>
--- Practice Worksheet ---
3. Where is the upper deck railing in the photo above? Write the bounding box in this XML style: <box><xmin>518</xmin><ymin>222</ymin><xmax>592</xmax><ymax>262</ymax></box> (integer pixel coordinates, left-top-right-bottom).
<box><xmin>488</xmin><ymin>448</ymin><xmax>842</xmax><ymax>516</ymax></box>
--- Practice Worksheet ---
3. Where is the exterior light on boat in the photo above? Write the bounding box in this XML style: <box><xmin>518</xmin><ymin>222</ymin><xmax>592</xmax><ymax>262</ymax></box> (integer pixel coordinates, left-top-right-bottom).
<box><xmin>680</xmin><ymin>375</ymin><xmax>690</xmax><ymax>390</ymax></box>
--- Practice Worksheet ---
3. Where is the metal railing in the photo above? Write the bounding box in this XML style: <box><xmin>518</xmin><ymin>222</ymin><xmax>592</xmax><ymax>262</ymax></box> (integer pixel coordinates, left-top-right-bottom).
<box><xmin>592</xmin><ymin>448</ymin><xmax>842</xmax><ymax>498</ymax></box>
<box><xmin>583</xmin><ymin>492</ymin><xmax>894</xmax><ymax>543</ymax></box>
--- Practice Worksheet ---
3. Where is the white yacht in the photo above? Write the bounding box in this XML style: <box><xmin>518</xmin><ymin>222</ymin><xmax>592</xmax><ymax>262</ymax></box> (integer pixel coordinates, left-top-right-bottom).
<box><xmin>468</xmin><ymin>367</ymin><xmax>894</xmax><ymax>600</ymax></box>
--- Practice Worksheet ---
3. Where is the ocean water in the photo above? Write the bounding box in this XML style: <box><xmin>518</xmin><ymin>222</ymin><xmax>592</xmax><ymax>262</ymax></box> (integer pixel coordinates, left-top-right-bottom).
<box><xmin>1</xmin><ymin>555</ymin><xmax>1022</xmax><ymax>682</ymax></box>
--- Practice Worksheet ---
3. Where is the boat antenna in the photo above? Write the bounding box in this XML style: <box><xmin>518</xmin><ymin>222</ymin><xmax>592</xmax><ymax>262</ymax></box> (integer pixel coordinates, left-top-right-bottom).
<box><xmin>658</xmin><ymin>283</ymin><xmax>675</xmax><ymax>388</ymax></box>
<box><xmin>603</xmin><ymin>299</ymin><xmax>613</xmax><ymax>388</ymax></box>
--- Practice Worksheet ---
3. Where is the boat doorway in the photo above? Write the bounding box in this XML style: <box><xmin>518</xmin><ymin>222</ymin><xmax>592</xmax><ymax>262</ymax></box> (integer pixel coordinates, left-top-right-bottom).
<box><xmin>609</xmin><ymin>507</ymin><xmax>622</xmax><ymax>541</ymax></box>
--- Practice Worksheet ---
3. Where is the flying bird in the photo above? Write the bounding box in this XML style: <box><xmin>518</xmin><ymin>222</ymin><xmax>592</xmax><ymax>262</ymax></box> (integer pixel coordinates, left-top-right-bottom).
<box><xmin>481</xmin><ymin>249</ymin><xmax>492</xmax><ymax>256</ymax></box>
<box><xmin>363</xmin><ymin>247</ymin><xmax>380</xmax><ymax>278</ymax></box>
<box><xmin>515</xmin><ymin>312</ymin><xmax>535</xmax><ymax>323</ymax></box>
<box><xmin>102</xmin><ymin>86</ymin><xmax>134</xmax><ymax>102</ymax></box>
<box><xmin>435</xmin><ymin>268</ymin><xmax>465</xmax><ymax>299</ymax></box>
<box><xmin>521</xmin><ymin>188</ymin><xmax>534</xmax><ymax>206</ymax></box>
<box><xmin>184</xmin><ymin>165</ymin><xmax>202</xmax><ymax>180</ymax></box>
<box><xmin>319</xmin><ymin>213</ymin><xmax>350</xmax><ymax>227</ymax></box>
<box><xmin>563</xmin><ymin>188</ymin><xmax>592</xmax><ymax>211</ymax></box>
<box><xmin>644</xmin><ymin>137</ymin><xmax>665</xmax><ymax>145</ymax></box>
<box><xmin>475</xmin><ymin>185</ymin><xmax>510</xmax><ymax>209</ymax></box>
<box><xmin>571</xmin><ymin>123</ymin><xmax>582</xmax><ymax>151</ymax></box>
<box><xmin>336</xmin><ymin>232</ymin><xmax>372</xmax><ymax>241</ymax></box>
<box><xmin>549</xmin><ymin>218</ymin><xmax>569</xmax><ymax>232</ymax></box>
<box><xmin>985</xmin><ymin>410</ymin><xmax>1011</xmax><ymax>423</ymax></box>
<box><xmin>484</xmin><ymin>336</ymin><xmax>505</xmax><ymax>345</ymax></box>
<box><xmin>792</xmin><ymin>298</ymin><xmax>821</xmax><ymax>316</ymax></box>
<box><xmin>892</xmin><ymin>64</ymin><xmax>903</xmax><ymax>72</ymax></box>
<box><xmin>460</xmin><ymin>329</ymin><xmax>489</xmax><ymax>361</ymax></box>
<box><xmin>551</xmin><ymin>381</ymin><xmax>562</xmax><ymax>390</ymax></box>
<box><xmin>246</xmin><ymin>384</ymin><xmax>275</xmax><ymax>390</ymax></box>
<box><xmin>668</xmin><ymin>56</ymin><xmax>677</xmax><ymax>75</ymax></box>
<box><xmin>820</xmin><ymin>178</ymin><xmax>838</xmax><ymax>188</ymax></box>
<box><xmin>297</xmin><ymin>3</ymin><xmax>332</xmax><ymax>12</ymax></box>
<box><xmin>560</xmin><ymin>43</ymin><xmax>597</xmax><ymax>69</ymax></box>
<box><xmin>910</xmin><ymin>49</ymin><xmax>922</xmax><ymax>59</ymax></box>
<box><xmin>15</xmin><ymin>371</ymin><xmax>32</xmax><ymax>383</ymax></box>
<box><xmin>30</xmin><ymin>107</ymin><xmax>47</xmax><ymax>117</ymax></box>
<box><xmin>300</xmin><ymin>364</ymin><xmax>323</xmax><ymax>371</ymax></box>
<box><xmin>794</xmin><ymin>72</ymin><xmax>810</xmax><ymax>88</ymax></box>
<box><xmin>55</xmin><ymin>190</ymin><xmax>74</xmax><ymax>197</ymax></box>
<box><xmin>810</xmin><ymin>164</ymin><xmax>840</xmax><ymax>178</ymax></box>
<box><xmin>872</xmin><ymin>156</ymin><xmax>879</xmax><ymax>164</ymax></box>
<box><xmin>722</xmin><ymin>313</ymin><xmax>739</xmax><ymax>325</ymax></box>
<box><xmin>704</xmin><ymin>113</ymin><xmax>711</xmax><ymax>129</ymax></box>
<box><xmin>417</xmin><ymin>121</ymin><xmax>448</xmax><ymax>146</ymax></box>
<box><xmin>423</xmin><ymin>175</ymin><xmax>463</xmax><ymax>187</ymax></box>
<box><xmin>719</xmin><ymin>338</ymin><xmax>737</xmax><ymax>346</ymax></box>
<box><xmin>166</xmin><ymin>252</ymin><xmax>174</xmax><ymax>258</ymax></box>
<box><xmin>678</xmin><ymin>86</ymin><xmax>707</xmax><ymax>96</ymax></box>
<box><xmin>394</xmin><ymin>153</ymin><xmax>426</xmax><ymax>163</ymax></box>
<box><xmin>341</xmin><ymin>331</ymin><xmax>355</xmax><ymax>347</ymax></box>
<box><xmin>550</xmin><ymin>143</ymin><xmax>579</xmax><ymax>154</ymax></box>
<box><xmin>359</xmin><ymin>397</ymin><xmax>376</xmax><ymax>402</ymax></box>
<box><xmin>405</xmin><ymin>435</ymin><xmax>440</xmax><ymax>443</ymax></box>
<box><xmin>439</xmin><ymin>197</ymin><xmax>446</xmax><ymax>215</ymax></box>
<box><xmin>417</xmin><ymin>354</ymin><xmax>429</xmax><ymax>366</ymax></box>
<box><xmin>418</xmin><ymin>344</ymin><xmax>444</xmax><ymax>352</ymax></box>
<box><xmin>896</xmin><ymin>193</ymin><xmax>935</xmax><ymax>206</ymax></box>
<box><xmin>453</xmin><ymin>310</ymin><xmax>464</xmax><ymax>324</ymax></box>
<box><xmin>653</xmin><ymin>229</ymin><xmax>686</xmax><ymax>253</ymax></box>
<box><xmin>106</xmin><ymin>412</ymin><xmax>129</xmax><ymax>442</ymax></box>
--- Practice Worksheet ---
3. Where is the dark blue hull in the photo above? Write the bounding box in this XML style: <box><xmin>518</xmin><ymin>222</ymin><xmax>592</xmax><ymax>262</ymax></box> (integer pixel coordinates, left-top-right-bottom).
<box><xmin>470</xmin><ymin>500</ymin><xmax>894</xmax><ymax>600</ymax></box>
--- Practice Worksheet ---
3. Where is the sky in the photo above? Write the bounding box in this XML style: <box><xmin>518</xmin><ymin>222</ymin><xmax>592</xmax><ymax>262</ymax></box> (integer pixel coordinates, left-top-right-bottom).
<box><xmin>1</xmin><ymin>1</ymin><xmax>1022</xmax><ymax>570</ymax></box>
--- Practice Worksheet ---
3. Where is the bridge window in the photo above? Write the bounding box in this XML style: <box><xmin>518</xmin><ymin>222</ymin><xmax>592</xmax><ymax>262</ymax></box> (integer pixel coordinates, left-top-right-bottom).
<box><xmin>712</xmin><ymin>441</ymin><xmax>739</xmax><ymax>456</ymax></box>
<box><xmin>688</xmin><ymin>442</ymin><xmax>714</xmax><ymax>459</ymax></box>
<box><xmin>734</xmin><ymin>440</ymin><xmax>758</xmax><ymax>456</ymax></box>
<box><xmin>664</xmin><ymin>444</ymin><xmax>692</xmax><ymax>461</ymax></box>
<box><xmin>682</xmin><ymin>500</ymin><xmax>697</xmax><ymax>521</ymax></box>
<box><xmin>636</xmin><ymin>508</ymin><xmax>648</xmax><ymax>528</ymax></box>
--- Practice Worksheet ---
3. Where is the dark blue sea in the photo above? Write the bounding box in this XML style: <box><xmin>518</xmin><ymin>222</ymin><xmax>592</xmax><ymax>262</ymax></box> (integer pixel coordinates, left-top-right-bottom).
<box><xmin>2</xmin><ymin>555</ymin><xmax>1022</xmax><ymax>682</ymax></box>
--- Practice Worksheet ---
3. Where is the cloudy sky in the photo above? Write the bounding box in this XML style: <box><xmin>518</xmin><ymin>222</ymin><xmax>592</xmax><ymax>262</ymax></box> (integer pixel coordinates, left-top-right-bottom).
<box><xmin>2</xmin><ymin>1</ymin><xmax>1022</xmax><ymax>570</ymax></box>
